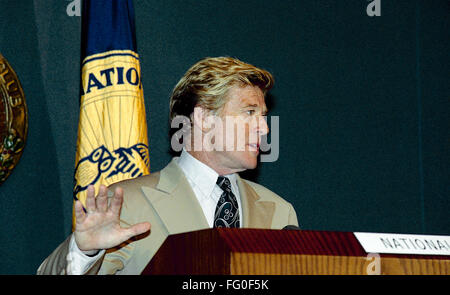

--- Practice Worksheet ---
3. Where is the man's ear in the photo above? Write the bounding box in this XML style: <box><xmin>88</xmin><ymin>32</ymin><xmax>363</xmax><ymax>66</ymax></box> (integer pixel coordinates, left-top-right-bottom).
<box><xmin>192</xmin><ymin>106</ymin><xmax>213</xmax><ymax>132</ymax></box>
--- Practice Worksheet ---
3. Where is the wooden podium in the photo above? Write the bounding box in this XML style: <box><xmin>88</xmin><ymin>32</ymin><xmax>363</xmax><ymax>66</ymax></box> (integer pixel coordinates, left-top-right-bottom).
<box><xmin>142</xmin><ymin>228</ymin><xmax>449</xmax><ymax>275</ymax></box>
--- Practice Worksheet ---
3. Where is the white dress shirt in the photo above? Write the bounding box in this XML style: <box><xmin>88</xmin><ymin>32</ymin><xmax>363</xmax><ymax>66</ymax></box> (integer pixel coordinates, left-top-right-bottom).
<box><xmin>66</xmin><ymin>234</ymin><xmax>105</xmax><ymax>275</ymax></box>
<box><xmin>66</xmin><ymin>149</ymin><xmax>242</xmax><ymax>274</ymax></box>
<box><xmin>176</xmin><ymin>148</ymin><xmax>243</xmax><ymax>228</ymax></box>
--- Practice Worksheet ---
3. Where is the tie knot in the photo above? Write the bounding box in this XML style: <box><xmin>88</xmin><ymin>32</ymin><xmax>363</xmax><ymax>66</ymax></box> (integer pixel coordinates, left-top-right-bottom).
<box><xmin>216</xmin><ymin>176</ymin><xmax>232</xmax><ymax>193</ymax></box>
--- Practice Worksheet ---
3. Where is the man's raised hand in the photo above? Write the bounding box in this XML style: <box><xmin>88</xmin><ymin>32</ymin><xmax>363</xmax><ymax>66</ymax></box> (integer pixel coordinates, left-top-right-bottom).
<box><xmin>74</xmin><ymin>184</ymin><xmax>151</xmax><ymax>254</ymax></box>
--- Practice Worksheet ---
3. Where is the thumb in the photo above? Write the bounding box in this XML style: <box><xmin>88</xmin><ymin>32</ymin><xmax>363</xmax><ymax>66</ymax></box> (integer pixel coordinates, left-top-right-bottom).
<box><xmin>122</xmin><ymin>222</ymin><xmax>151</xmax><ymax>240</ymax></box>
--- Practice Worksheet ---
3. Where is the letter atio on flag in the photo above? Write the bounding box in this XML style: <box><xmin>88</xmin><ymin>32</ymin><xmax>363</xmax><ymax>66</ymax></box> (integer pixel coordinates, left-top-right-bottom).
<box><xmin>73</xmin><ymin>0</ymin><xmax>150</xmax><ymax>224</ymax></box>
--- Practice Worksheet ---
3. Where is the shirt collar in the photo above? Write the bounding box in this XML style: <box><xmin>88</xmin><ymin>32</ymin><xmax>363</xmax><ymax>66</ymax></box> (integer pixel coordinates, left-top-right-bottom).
<box><xmin>177</xmin><ymin>149</ymin><xmax>219</xmax><ymax>199</ymax></box>
<box><xmin>177</xmin><ymin>149</ymin><xmax>238</xmax><ymax>197</ymax></box>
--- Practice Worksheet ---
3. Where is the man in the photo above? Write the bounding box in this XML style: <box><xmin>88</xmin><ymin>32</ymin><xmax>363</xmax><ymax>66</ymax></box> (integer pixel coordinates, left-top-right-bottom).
<box><xmin>37</xmin><ymin>57</ymin><xmax>299</xmax><ymax>275</ymax></box>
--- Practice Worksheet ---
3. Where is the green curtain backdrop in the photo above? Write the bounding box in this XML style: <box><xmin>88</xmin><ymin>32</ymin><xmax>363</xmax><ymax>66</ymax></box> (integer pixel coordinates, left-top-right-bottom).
<box><xmin>0</xmin><ymin>0</ymin><xmax>448</xmax><ymax>274</ymax></box>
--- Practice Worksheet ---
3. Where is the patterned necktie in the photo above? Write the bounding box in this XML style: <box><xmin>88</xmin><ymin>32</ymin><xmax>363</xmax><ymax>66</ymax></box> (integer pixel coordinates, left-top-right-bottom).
<box><xmin>214</xmin><ymin>176</ymin><xmax>240</xmax><ymax>228</ymax></box>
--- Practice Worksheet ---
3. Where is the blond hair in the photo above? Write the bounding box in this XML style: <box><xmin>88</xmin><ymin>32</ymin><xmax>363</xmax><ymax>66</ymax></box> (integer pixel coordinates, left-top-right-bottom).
<box><xmin>169</xmin><ymin>56</ymin><xmax>274</xmax><ymax>122</ymax></box>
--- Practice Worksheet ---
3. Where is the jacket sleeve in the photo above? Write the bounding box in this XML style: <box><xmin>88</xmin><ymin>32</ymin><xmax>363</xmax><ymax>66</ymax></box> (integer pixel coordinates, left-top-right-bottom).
<box><xmin>36</xmin><ymin>234</ymin><xmax>104</xmax><ymax>275</ymax></box>
<box><xmin>287</xmin><ymin>202</ymin><xmax>300</xmax><ymax>228</ymax></box>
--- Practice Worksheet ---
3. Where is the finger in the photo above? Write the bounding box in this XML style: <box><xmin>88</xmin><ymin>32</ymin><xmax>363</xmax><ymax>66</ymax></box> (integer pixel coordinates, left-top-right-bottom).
<box><xmin>96</xmin><ymin>184</ymin><xmax>108</xmax><ymax>212</ymax></box>
<box><xmin>110</xmin><ymin>186</ymin><xmax>124</xmax><ymax>216</ymax></box>
<box><xmin>85</xmin><ymin>185</ymin><xmax>96</xmax><ymax>213</ymax></box>
<box><xmin>122</xmin><ymin>222</ymin><xmax>151</xmax><ymax>240</ymax></box>
<box><xmin>74</xmin><ymin>200</ymin><xmax>86</xmax><ymax>225</ymax></box>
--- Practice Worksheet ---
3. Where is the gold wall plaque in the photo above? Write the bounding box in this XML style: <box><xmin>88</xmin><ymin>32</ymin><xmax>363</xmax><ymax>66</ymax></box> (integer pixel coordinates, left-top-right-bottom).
<box><xmin>0</xmin><ymin>54</ymin><xmax>28</xmax><ymax>184</ymax></box>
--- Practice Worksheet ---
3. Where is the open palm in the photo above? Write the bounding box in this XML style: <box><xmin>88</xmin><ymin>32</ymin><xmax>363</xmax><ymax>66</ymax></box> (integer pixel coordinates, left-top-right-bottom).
<box><xmin>74</xmin><ymin>185</ymin><xmax>151</xmax><ymax>253</ymax></box>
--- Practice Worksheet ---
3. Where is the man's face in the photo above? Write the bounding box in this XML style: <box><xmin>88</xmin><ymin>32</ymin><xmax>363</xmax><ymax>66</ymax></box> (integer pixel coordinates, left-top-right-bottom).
<box><xmin>208</xmin><ymin>84</ymin><xmax>269</xmax><ymax>173</ymax></box>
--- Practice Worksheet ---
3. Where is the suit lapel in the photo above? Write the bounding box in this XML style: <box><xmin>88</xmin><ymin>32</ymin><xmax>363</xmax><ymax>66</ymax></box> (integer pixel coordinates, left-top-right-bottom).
<box><xmin>140</xmin><ymin>158</ymin><xmax>276</xmax><ymax>231</ymax></box>
<box><xmin>140</xmin><ymin>158</ymin><xmax>209</xmax><ymax>234</ymax></box>
<box><xmin>237</xmin><ymin>175</ymin><xmax>275</xmax><ymax>229</ymax></box>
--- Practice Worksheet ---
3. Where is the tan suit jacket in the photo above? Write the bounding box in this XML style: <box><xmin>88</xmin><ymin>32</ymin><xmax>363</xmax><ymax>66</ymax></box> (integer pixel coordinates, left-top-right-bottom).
<box><xmin>37</xmin><ymin>158</ymin><xmax>299</xmax><ymax>275</ymax></box>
